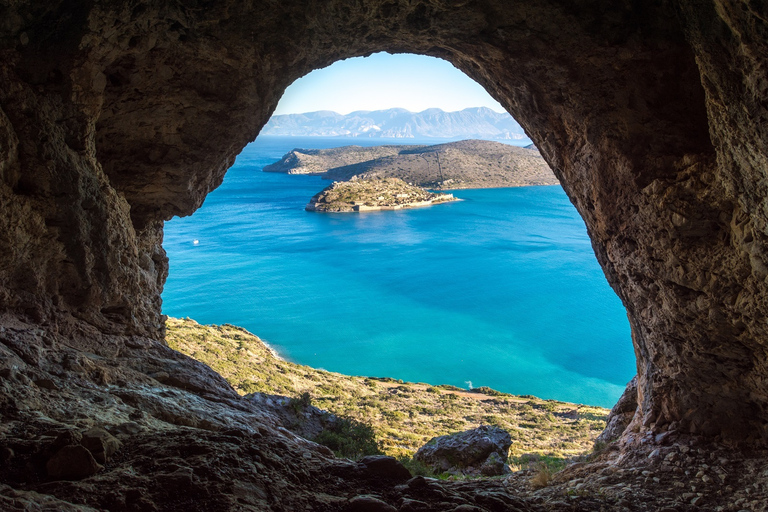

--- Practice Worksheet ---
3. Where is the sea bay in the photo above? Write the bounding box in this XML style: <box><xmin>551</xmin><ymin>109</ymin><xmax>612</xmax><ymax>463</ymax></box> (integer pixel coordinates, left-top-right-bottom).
<box><xmin>162</xmin><ymin>136</ymin><xmax>636</xmax><ymax>407</ymax></box>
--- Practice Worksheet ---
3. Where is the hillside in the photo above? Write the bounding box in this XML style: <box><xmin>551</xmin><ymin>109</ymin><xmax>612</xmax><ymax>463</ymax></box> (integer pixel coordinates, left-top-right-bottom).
<box><xmin>264</xmin><ymin>139</ymin><xmax>558</xmax><ymax>189</ymax></box>
<box><xmin>166</xmin><ymin>317</ymin><xmax>608</xmax><ymax>463</ymax></box>
<box><xmin>261</xmin><ymin>107</ymin><xmax>527</xmax><ymax>140</ymax></box>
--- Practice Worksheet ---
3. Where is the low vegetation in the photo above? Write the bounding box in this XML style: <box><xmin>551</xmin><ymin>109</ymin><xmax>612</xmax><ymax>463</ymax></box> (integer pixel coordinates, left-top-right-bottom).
<box><xmin>166</xmin><ymin>318</ymin><xmax>608</xmax><ymax>466</ymax></box>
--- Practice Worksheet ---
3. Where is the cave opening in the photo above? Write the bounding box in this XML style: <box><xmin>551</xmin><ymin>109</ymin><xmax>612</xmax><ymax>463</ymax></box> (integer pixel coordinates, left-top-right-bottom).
<box><xmin>3</xmin><ymin>1</ymin><xmax>768</xmax><ymax>509</ymax></box>
<box><xmin>4</xmin><ymin>8</ymin><xmax>768</xmax><ymax>511</ymax></box>
<box><xmin>88</xmin><ymin>0</ymin><xmax>768</xmax><ymax>441</ymax></box>
<box><xmin>160</xmin><ymin>53</ymin><xmax>636</xmax><ymax>410</ymax></box>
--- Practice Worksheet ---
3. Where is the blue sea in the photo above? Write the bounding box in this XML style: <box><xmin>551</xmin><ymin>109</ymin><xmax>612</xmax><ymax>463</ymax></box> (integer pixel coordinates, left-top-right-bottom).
<box><xmin>162</xmin><ymin>136</ymin><xmax>636</xmax><ymax>408</ymax></box>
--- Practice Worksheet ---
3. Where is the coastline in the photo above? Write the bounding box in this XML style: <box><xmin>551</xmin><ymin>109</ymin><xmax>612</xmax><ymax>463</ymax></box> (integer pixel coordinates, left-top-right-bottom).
<box><xmin>166</xmin><ymin>317</ymin><xmax>609</xmax><ymax>460</ymax></box>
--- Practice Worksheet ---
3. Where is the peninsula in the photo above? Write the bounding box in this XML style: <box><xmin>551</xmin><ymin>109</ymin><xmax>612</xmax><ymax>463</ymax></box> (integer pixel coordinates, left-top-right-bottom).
<box><xmin>306</xmin><ymin>177</ymin><xmax>457</xmax><ymax>212</ymax></box>
<box><xmin>264</xmin><ymin>139</ymin><xmax>558</xmax><ymax>190</ymax></box>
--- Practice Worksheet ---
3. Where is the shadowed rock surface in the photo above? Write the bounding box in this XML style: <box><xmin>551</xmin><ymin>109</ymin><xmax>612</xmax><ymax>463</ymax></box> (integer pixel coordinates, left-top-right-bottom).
<box><xmin>265</xmin><ymin>139</ymin><xmax>558</xmax><ymax>189</ymax></box>
<box><xmin>2</xmin><ymin>0</ymin><xmax>768</xmax><ymax>509</ymax></box>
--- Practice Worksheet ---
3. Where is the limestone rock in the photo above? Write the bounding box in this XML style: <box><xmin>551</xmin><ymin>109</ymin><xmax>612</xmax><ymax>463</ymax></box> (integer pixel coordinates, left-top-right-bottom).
<box><xmin>479</xmin><ymin>451</ymin><xmax>508</xmax><ymax>476</ymax></box>
<box><xmin>414</xmin><ymin>426</ymin><xmax>511</xmax><ymax>475</ymax></box>
<box><xmin>596</xmin><ymin>376</ymin><xmax>638</xmax><ymax>444</ymax></box>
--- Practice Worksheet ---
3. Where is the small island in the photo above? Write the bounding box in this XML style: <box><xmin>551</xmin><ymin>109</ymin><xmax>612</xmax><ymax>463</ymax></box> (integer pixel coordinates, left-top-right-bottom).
<box><xmin>306</xmin><ymin>177</ymin><xmax>458</xmax><ymax>212</ymax></box>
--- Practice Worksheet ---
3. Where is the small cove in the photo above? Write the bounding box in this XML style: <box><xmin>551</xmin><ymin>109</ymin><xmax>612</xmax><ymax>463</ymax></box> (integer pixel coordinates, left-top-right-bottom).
<box><xmin>162</xmin><ymin>136</ymin><xmax>636</xmax><ymax>407</ymax></box>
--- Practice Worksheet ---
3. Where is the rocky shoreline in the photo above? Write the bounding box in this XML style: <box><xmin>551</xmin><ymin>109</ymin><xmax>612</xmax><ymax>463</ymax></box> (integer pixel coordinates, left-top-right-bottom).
<box><xmin>305</xmin><ymin>177</ymin><xmax>458</xmax><ymax>212</ymax></box>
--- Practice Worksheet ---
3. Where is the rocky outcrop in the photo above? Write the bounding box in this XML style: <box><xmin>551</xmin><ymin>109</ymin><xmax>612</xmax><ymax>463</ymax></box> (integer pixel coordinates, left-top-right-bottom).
<box><xmin>2</xmin><ymin>0</ymin><xmax>768</xmax><ymax>509</ymax></box>
<box><xmin>266</xmin><ymin>139</ymin><xmax>558</xmax><ymax>189</ymax></box>
<box><xmin>306</xmin><ymin>177</ymin><xmax>456</xmax><ymax>212</ymax></box>
<box><xmin>414</xmin><ymin>426</ymin><xmax>512</xmax><ymax>476</ymax></box>
<box><xmin>596</xmin><ymin>376</ymin><xmax>638</xmax><ymax>445</ymax></box>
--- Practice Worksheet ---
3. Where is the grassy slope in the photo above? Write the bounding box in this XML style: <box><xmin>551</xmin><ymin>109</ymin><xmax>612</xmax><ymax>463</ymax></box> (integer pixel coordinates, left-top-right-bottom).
<box><xmin>166</xmin><ymin>317</ymin><xmax>608</xmax><ymax>464</ymax></box>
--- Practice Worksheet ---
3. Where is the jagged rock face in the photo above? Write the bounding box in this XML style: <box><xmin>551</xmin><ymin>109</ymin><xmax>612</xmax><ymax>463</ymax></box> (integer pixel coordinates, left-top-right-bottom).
<box><xmin>1</xmin><ymin>0</ymin><xmax>767</xmax><ymax>446</ymax></box>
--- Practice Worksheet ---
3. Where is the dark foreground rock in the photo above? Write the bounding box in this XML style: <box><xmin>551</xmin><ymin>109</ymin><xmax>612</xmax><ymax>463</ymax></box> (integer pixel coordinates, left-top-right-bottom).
<box><xmin>2</xmin><ymin>322</ymin><xmax>768</xmax><ymax>510</ymax></box>
<box><xmin>415</xmin><ymin>426</ymin><xmax>512</xmax><ymax>476</ymax></box>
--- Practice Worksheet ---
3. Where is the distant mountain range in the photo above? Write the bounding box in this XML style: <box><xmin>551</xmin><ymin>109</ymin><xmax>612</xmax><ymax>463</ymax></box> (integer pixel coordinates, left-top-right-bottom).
<box><xmin>260</xmin><ymin>107</ymin><xmax>527</xmax><ymax>140</ymax></box>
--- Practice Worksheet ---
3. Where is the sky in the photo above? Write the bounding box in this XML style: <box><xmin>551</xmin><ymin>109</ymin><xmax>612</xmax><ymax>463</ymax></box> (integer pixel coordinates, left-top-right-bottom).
<box><xmin>273</xmin><ymin>52</ymin><xmax>506</xmax><ymax>115</ymax></box>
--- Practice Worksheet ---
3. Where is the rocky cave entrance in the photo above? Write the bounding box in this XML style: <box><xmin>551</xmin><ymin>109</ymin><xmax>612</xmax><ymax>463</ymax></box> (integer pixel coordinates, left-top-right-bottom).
<box><xmin>1</xmin><ymin>1</ymin><xmax>768</xmax><ymax>483</ymax></box>
<box><xmin>159</xmin><ymin>52</ymin><xmax>636</xmax><ymax>411</ymax></box>
<box><xmin>88</xmin><ymin>1</ymin><xmax>768</xmax><ymax>445</ymax></box>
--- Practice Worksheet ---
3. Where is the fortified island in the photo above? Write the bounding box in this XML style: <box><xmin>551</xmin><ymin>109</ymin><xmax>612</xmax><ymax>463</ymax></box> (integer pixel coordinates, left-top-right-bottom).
<box><xmin>305</xmin><ymin>177</ymin><xmax>457</xmax><ymax>212</ymax></box>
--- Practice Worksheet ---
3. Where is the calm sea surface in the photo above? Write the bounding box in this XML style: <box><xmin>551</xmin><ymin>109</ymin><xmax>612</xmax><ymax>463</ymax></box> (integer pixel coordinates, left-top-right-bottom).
<box><xmin>162</xmin><ymin>136</ymin><xmax>636</xmax><ymax>407</ymax></box>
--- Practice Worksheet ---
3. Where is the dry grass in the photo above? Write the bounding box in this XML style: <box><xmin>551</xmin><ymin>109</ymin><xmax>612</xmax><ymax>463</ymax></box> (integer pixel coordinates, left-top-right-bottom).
<box><xmin>529</xmin><ymin>461</ymin><xmax>556</xmax><ymax>489</ymax></box>
<box><xmin>166</xmin><ymin>317</ymin><xmax>608</xmax><ymax>461</ymax></box>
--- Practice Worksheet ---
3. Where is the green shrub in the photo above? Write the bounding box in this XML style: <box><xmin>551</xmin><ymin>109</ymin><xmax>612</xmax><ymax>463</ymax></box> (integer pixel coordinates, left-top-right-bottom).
<box><xmin>469</xmin><ymin>386</ymin><xmax>509</xmax><ymax>397</ymax></box>
<box><xmin>397</xmin><ymin>456</ymin><xmax>437</xmax><ymax>477</ymax></box>
<box><xmin>289</xmin><ymin>391</ymin><xmax>312</xmax><ymax>413</ymax></box>
<box><xmin>313</xmin><ymin>417</ymin><xmax>382</xmax><ymax>459</ymax></box>
<box><xmin>383</xmin><ymin>410</ymin><xmax>407</xmax><ymax>421</ymax></box>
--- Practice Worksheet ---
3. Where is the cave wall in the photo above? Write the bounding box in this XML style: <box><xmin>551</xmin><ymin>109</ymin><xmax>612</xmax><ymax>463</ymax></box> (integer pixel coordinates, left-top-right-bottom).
<box><xmin>1</xmin><ymin>0</ymin><xmax>767</xmax><ymax>443</ymax></box>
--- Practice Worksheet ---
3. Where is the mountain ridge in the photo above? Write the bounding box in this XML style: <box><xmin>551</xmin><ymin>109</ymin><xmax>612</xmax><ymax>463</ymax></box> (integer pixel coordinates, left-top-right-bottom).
<box><xmin>262</xmin><ymin>107</ymin><xmax>528</xmax><ymax>140</ymax></box>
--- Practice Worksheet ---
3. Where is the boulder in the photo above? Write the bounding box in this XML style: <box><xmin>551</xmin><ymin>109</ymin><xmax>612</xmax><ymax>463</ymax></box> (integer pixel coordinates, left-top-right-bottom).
<box><xmin>81</xmin><ymin>428</ymin><xmax>122</xmax><ymax>464</ymax></box>
<box><xmin>358</xmin><ymin>455</ymin><xmax>412</xmax><ymax>481</ymax></box>
<box><xmin>414</xmin><ymin>426</ymin><xmax>511</xmax><ymax>476</ymax></box>
<box><xmin>346</xmin><ymin>495</ymin><xmax>397</xmax><ymax>512</ymax></box>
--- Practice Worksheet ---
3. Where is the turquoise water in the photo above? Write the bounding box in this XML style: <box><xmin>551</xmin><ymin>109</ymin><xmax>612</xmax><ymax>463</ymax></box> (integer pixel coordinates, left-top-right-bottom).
<box><xmin>162</xmin><ymin>136</ymin><xmax>636</xmax><ymax>407</ymax></box>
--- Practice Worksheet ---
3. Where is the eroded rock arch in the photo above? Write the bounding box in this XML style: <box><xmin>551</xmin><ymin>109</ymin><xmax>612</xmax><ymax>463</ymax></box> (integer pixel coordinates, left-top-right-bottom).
<box><xmin>1</xmin><ymin>0</ymin><xmax>767</xmax><ymax>452</ymax></box>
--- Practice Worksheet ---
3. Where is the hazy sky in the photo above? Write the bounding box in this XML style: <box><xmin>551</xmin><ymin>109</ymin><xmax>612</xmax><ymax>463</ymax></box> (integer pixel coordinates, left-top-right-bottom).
<box><xmin>273</xmin><ymin>52</ymin><xmax>506</xmax><ymax>115</ymax></box>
